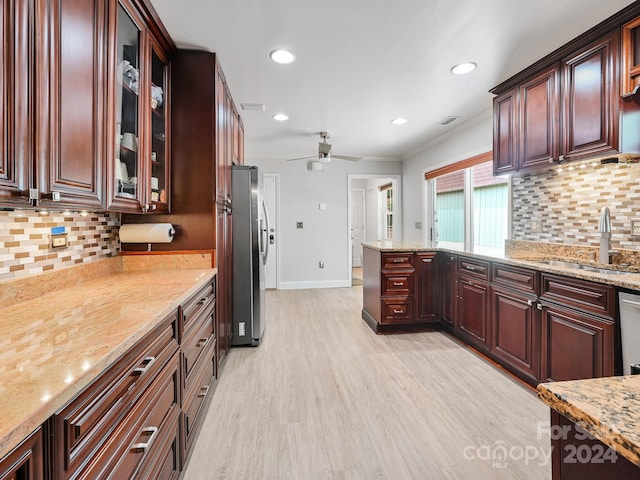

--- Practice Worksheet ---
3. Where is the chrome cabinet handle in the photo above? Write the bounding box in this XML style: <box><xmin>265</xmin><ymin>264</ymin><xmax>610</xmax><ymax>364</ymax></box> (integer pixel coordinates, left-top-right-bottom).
<box><xmin>132</xmin><ymin>356</ymin><xmax>156</xmax><ymax>376</ymax></box>
<box><xmin>393</xmin><ymin>282</ymin><xmax>404</xmax><ymax>286</ymax></box>
<box><xmin>465</xmin><ymin>265</ymin><xmax>477</xmax><ymax>271</ymax></box>
<box><xmin>392</xmin><ymin>258</ymin><xmax>405</xmax><ymax>263</ymax></box>
<box><xmin>198</xmin><ymin>385</ymin><xmax>210</xmax><ymax>398</ymax></box>
<box><xmin>527</xmin><ymin>299</ymin><xmax>533</xmax><ymax>306</ymax></box>
<box><xmin>198</xmin><ymin>337</ymin><xmax>209</xmax><ymax>348</ymax></box>
<box><xmin>392</xmin><ymin>309</ymin><xmax>403</xmax><ymax>314</ymax></box>
<box><xmin>131</xmin><ymin>426</ymin><xmax>159</xmax><ymax>452</ymax></box>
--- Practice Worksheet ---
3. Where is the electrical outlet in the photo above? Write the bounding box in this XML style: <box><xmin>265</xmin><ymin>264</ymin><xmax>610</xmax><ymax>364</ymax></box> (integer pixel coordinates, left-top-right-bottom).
<box><xmin>319</xmin><ymin>261</ymin><xmax>324</xmax><ymax>269</ymax></box>
<box><xmin>531</xmin><ymin>220</ymin><xmax>542</xmax><ymax>232</ymax></box>
<box><xmin>631</xmin><ymin>219</ymin><xmax>640</xmax><ymax>238</ymax></box>
<box><xmin>296</xmin><ymin>222</ymin><xmax>303</xmax><ymax>229</ymax></box>
<box><xmin>415</xmin><ymin>221</ymin><xmax>422</xmax><ymax>229</ymax></box>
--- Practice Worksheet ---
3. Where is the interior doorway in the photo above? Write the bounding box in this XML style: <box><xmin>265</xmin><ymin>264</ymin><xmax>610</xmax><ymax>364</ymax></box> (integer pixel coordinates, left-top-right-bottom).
<box><xmin>347</xmin><ymin>174</ymin><xmax>402</xmax><ymax>286</ymax></box>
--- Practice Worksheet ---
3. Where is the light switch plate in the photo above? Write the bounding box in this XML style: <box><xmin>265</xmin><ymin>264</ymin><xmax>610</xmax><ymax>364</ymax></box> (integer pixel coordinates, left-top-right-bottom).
<box><xmin>631</xmin><ymin>219</ymin><xmax>640</xmax><ymax>238</ymax></box>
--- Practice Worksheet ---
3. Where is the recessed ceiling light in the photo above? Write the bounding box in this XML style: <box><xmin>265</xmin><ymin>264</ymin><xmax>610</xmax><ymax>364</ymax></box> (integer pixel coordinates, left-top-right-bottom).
<box><xmin>270</xmin><ymin>49</ymin><xmax>295</xmax><ymax>64</ymax></box>
<box><xmin>391</xmin><ymin>118</ymin><xmax>407</xmax><ymax>125</ymax></box>
<box><xmin>272</xmin><ymin>113</ymin><xmax>289</xmax><ymax>121</ymax></box>
<box><xmin>450</xmin><ymin>62</ymin><xmax>477</xmax><ymax>75</ymax></box>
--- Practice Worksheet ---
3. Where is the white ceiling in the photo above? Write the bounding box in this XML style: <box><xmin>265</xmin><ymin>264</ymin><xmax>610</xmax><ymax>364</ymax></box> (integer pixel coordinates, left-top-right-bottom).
<box><xmin>149</xmin><ymin>0</ymin><xmax>635</xmax><ymax>162</ymax></box>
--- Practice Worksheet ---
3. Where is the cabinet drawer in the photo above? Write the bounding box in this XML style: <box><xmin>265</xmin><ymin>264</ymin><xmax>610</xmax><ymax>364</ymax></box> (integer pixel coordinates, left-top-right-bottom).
<box><xmin>458</xmin><ymin>257</ymin><xmax>490</xmax><ymax>279</ymax></box>
<box><xmin>492</xmin><ymin>263</ymin><xmax>539</xmax><ymax>295</ymax></box>
<box><xmin>381</xmin><ymin>298</ymin><xmax>414</xmax><ymax>324</ymax></box>
<box><xmin>182</xmin><ymin>306</ymin><xmax>215</xmax><ymax>390</ymax></box>
<box><xmin>182</xmin><ymin>339</ymin><xmax>216</xmax><ymax>455</ymax></box>
<box><xmin>51</xmin><ymin>314</ymin><xmax>178</xmax><ymax>480</ymax></box>
<box><xmin>79</xmin><ymin>351</ymin><xmax>181</xmax><ymax>479</ymax></box>
<box><xmin>382</xmin><ymin>272</ymin><xmax>414</xmax><ymax>296</ymax></box>
<box><xmin>136</xmin><ymin>407</ymin><xmax>181</xmax><ymax>480</ymax></box>
<box><xmin>181</xmin><ymin>281</ymin><xmax>216</xmax><ymax>339</ymax></box>
<box><xmin>0</xmin><ymin>427</ymin><xmax>43</xmax><ymax>480</ymax></box>
<box><xmin>540</xmin><ymin>274</ymin><xmax>615</xmax><ymax>318</ymax></box>
<box><xmin>381</xmin><ymin>253</ymin><xmax>414</xmax><ymax>269</ymax></box>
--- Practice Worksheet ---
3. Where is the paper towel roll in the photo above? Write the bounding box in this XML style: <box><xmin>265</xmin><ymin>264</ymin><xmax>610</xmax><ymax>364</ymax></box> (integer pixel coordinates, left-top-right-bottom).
<box><xmin>119</xmin><ymin>223</ymin><xmax>175</xmax><ymax>243</ymax></box>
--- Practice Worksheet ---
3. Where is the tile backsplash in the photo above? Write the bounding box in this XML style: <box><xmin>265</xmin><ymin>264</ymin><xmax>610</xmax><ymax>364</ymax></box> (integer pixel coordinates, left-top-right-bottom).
<box><xmin>512</xmin><ymin>161</ymin><xmax>640</xmax><ymax>250</ymax></box>
<box><xmin>0</xmin><ymin>210</ymin><xmax>120</xmax><ymax>282</ymax></box>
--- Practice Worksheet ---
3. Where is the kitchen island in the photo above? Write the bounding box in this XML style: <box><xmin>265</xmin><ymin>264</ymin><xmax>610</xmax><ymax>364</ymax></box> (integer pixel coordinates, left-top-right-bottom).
<box><xmin>538</xmin><ymin>376</ymin><xmax>640</xmax><ymax>478</ymax></box>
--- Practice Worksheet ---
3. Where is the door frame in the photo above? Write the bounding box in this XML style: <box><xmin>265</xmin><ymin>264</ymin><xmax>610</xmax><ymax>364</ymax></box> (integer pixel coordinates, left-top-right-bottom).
<box><xmin>347</xmin><ymin>174</ymin><xmax>402</xmax><ymax>285</ymax></box>
<box><xmin>349</xmin><ymin>188</ymin><xmax>365</xmax><ymax>268</ymax></box>
<box><xmin>263</xmin><ymin>173</ymin><xmax>280</xmax><ymax>289</ymax></box>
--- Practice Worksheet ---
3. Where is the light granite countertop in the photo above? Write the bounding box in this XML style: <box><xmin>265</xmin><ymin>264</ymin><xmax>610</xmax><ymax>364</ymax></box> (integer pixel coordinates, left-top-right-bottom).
<box><xmin>0</xmin><ymin>260</ymin><xmax>216</xmax><ymax>460</ymax></box>
<box><xmin>362</xmin><ymin>240</ymin><xmax>640</xmax><ymax>290</ymax></box>
<box><xmin>538</xmin><ymin>376</ymin><xmax>640</xmax><ymax>467</ymax></box>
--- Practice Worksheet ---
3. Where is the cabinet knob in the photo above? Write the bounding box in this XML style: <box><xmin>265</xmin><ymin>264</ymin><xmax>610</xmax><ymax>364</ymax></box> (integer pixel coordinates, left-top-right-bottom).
<box><xmin>527</xmin><ymin>299</ymin><xmax>533</xmax><ymax>306</ymax></box>
<box><xmin>558</xmin><ymin>155</ymin><xmax>565</xmax><ymax>162</ymax></box>
<box><xmin>537</xmin><ymin>303</ymin><xmax>543</xmax><ymax>310</ymax></box>
<box><xmin>548</xmin><ymin>157</ymin><xmax>554</xmax><ymax>164</ymax></box>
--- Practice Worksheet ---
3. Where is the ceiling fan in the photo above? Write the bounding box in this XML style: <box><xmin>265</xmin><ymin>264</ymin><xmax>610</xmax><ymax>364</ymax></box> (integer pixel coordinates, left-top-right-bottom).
<box><xmin>286</xmin><ymin>132</ymin><xmax>362</xmax><ymax>163</ymax></box>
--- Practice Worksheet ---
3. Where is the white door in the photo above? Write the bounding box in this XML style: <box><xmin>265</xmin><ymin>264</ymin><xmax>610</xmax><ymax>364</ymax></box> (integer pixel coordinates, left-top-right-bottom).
<box><xmin>350</xmin><ymin>189</ymin><xmax>365</xmax><ymax>267</ymax></box>
<box><xmin>263</xmin><ymin>174</ymin><xmax>279</xmax><ymax>289</ymax></box>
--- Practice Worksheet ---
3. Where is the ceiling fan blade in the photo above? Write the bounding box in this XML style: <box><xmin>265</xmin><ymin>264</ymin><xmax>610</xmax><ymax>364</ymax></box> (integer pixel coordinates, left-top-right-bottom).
<box><xmin>332</xmin><ymin>155</ymin><xmax>362</xmax><ymax>162</ymax></box>
<box><xmin>286</xmin><ymin>155</ymin><xmax>316</xmax><ymax>161</ymax></box>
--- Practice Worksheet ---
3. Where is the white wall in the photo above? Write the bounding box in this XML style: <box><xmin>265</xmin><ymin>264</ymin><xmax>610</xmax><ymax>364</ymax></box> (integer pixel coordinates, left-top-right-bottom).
<box><xmin>401</xmin><ymin>112</ymin><xmax>493</xmax><ymax>242</ymax></box>
<box><xmin>248</xmin><ymin>158</ymin><xmax>402</xmax><ymax>289</ymax></box>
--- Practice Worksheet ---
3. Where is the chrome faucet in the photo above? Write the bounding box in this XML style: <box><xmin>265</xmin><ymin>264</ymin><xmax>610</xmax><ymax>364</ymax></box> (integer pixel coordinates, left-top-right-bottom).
<box><xmin>598</xmin><ymin>207</ymin><xmax>615</xmax><ymax>264</ymax></box>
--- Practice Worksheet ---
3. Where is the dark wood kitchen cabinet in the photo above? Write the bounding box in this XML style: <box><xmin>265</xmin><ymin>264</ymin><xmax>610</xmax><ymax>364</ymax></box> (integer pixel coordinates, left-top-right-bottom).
<box><xmin>490</xmin><ymin>264</ymin><xmax>540</xmax><ymax>385</ymax></box>
<box><xmin>180</xmin><ymin>279</ymin><xmax>217</xmax><ymax>459</ymax></box>
<box><xmin>362</xmin><ymin>247</ymin><xmax>441</xmax><ymax>333</ymax></box>
<box><xmin>0</xmin><ymin>427</ymin><xmax>43</xmax><ymax>480</ymax></box>
<box><xmin>438</xmin><ymin>253</ymin><xmax>457</xmax><ymax>329</ymax></box>
<box><xmin>518</xmin><ymin>65</ymin><xmax>560</xmax><ymax>171</ymax></box>
<box><xmin>622</xmin><ymin>16</ymin><xmax>640</xmax><ymax>96</ymax></box>
<box><xmin>491</xmin><ymin>13</ymin><xmax>625</xmax><ymax>174</ymax></box>
<box><xmin>540</xmin><ymin>274</ymin><xmax>615</xmax><ymax>382</ymax></box>
<box><xmin>456</xmin><ymin>257</ymin><xmax>491</xmax><ymax>350</ymax></box>
<box><xmin>416</xmin><ymin>253</ymin><xmax>438</xmax><ymax>323</ymax></box>
<box><xmin>35</xmin><ymin>0</ymin><xmax>108</xmax><ymax>210</ymax></box>
<box><xmin>0</xmin><ymin>0</ymin><xmax>31</xmax><ymax>207</ymax></box>
<box><xmin>126</xmin><ymin>50</ymin><xmax>242</xmax><ymax>369</ymax></box>
<box><xmin>47</xmin><ymin>313</ymin><xmax>179</xmax><ymax>479</ymax></box>
<box><xmin>561</xmin><ymin>31</ymin><xmax>619</xmax><ymax>160</ymax></box>
<box><xmin>106</xmin><ymin>0</ymin><xmax>173</xmax><ymax>214</ymax></box>
<box><xmin>492</xmin><ymin>89</ymin><xmax>518</xmax><ymax>174</ymax></box>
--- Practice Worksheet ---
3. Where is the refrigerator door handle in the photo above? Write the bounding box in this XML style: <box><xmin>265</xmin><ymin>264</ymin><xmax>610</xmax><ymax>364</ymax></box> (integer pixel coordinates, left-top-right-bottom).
<box><xmin>261</xmin><ymin>199</ymin><xmax>270</xmax><ymax>264</ymax></box>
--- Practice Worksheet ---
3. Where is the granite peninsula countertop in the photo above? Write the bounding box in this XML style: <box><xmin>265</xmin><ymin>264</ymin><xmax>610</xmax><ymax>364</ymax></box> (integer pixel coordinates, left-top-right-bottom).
<box><xmin>0</xmin><ymin>260</ymin><xmax>216</xmax><ymax>460</ymax></box>
<box><xmin>538</xmin><ymin>376</ymin><xmax>640</xmax><ymax>467</ymax></box>
<box><xmin>363</xmin><ymin>240</ymin><xmax>640</xmax><ymax>290</ymax></box>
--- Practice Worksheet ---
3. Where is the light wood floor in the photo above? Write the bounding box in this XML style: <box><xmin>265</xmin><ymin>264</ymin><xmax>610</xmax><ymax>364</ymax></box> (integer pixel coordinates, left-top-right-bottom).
<box><xmin>182</xmin><ymin>286</ymin><xmax>551</xmax><ymax>479</ymax></box>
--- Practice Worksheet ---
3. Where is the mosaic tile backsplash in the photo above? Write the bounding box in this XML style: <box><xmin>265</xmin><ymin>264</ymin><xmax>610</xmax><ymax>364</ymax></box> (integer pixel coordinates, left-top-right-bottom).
<box><xmin>512</xmin><ymin>162</ymin><xmax>640</xmax><ymax>250</ymax></box>
<box><xmin>0</xmin><ymin>210</ymin><xmax>120</xmax><ymax>282</ymax></box>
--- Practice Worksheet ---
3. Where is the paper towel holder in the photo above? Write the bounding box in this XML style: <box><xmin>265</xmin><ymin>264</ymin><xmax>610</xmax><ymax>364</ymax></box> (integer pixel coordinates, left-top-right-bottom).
<box><xmin>119</xmin><ymin>223</ymin><xmax>175</xmax><ymax>252</ymax></box>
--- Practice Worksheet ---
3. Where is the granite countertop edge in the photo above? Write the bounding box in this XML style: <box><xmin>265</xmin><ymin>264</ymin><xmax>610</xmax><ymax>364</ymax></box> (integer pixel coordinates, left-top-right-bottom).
<box><xmin>537</xmin><ymin>379</ymin><xmax>640</xmax><ymax>468</ymax></box>
<box><xmin>0</xmin><ymin>267</ymin><xmax>217</xmax><ymax>461</ymax></box>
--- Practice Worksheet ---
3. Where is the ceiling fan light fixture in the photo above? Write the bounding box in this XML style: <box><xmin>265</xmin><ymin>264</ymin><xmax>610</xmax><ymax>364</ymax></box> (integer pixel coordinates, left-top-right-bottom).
<box><xmin>270</xmin><ymin>49</ymin><xmax>296</xmax><ymax>64</ymax></box>
<box><xmin>450</xmin><ymin>62</ymin><xmax>477</xmax><ymax>75</ymax></box>
<box><xmin>391</xmin><ymin>117</ymin><xmax>407</xmax><ymax>125</ymax></box>
<box><xmin>272</xmin><ymin>113</ymin><xmax>289</xmax><ymax>121</ymax></box>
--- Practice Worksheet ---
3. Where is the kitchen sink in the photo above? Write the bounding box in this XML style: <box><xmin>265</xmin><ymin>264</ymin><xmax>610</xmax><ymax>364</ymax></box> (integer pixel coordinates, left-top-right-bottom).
<box><xmin>534</xmin><ymin>260</ymin><xmax>635</xmax><ymax>275</ymax></box>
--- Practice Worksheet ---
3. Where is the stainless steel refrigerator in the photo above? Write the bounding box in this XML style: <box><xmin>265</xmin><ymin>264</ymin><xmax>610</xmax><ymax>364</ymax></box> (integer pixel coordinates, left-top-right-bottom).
<box><xmin>231</xmin><ymin>165</ymin><xmax>269</xmax><ymax>346</ymax></box>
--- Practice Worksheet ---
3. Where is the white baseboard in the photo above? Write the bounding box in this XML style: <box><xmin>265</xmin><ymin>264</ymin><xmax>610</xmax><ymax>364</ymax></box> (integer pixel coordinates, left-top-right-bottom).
<box><xmin>278</xmin><ymin>279</ymin><xmax>351</xmax><ymax>290</ymax></box>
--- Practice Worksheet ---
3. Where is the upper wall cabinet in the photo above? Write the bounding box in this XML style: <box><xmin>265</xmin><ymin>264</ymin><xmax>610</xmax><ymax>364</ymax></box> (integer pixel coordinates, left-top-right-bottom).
<box><xmin>0</xmin><ymin>0</ymin><xmax>31</xmax><ymax>207</ymax></box>
<box><xmin>36</xmin><ymin>0</ymin><xmax>108</xmax><ymax>210</ymax></box>
<box><xmin>492</xmin><ymin>30</ymin><xmax>619</xmax><ymax>175</ymax></box>
<box><xmin>0</xmin><ymin>0</ymin><xmax>172</xmax><ymax>213</ymax></box>
<box><xmin>490</xmin><ymin>2</ymin><xmax>640</xmax><ymax>175</ymax></box>
<box><xmin>106</xmin><ymin>0</ymin><xmax>172</xmax><ymax>214</ymax></box>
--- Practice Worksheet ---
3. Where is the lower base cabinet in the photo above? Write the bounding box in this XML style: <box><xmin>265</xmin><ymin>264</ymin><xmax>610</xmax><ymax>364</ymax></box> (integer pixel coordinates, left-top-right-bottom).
<box><xmin>541</xmin><ymin>304</ymin><xmax>614</xmax><ymax>382</ymax></box>
<box><xmin>491</xmin><ymin>285</ymin><xmax>540</xmax><ymax>385</ymax></box>
<box><xmin>0</xmin><ymin>428</ymin><xmax>43</xmax><ymax>480</ymax></box>
<box><xmin>457</xmin><ymin>276</ymin><xmax>490</xmax><ymax>350</ymax></box>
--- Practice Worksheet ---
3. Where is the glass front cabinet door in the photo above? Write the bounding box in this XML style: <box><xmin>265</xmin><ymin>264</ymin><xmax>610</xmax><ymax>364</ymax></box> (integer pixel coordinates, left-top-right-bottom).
<box><xmin>108</xmin><ymin>0</ymin><xmax>170</xmax><ymax>213</ymax></box>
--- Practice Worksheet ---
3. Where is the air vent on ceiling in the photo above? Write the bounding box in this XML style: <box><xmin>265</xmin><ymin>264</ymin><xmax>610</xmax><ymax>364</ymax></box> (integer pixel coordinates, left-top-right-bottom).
<box><xmin>240</xmin><ymin>103</ymin><xmax>266</xmax><ymax>111</ymax></box>
<box><xmin>438</xmin><ymin>116</ymin><xmax>460</xmax><ymax>125</ymax></box>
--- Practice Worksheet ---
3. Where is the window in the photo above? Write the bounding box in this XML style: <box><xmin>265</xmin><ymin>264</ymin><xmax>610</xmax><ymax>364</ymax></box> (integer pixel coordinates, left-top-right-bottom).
<box><xmin>426</xmin><ymin>153</ymin><xmax>510</xmax><ymax>251</ymax></box>
<box><xmin>380</xmin><ymin>183</ymin><xmax>393</xmax><ymax>240</ymax></box>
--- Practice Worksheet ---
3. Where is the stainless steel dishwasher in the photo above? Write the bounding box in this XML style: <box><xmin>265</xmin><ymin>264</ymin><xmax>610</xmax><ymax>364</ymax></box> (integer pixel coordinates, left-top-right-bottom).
<box><xmin>618</xmin><ymin>292</ymin><xmax>640</xmax><ymax>375</ymax></box>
